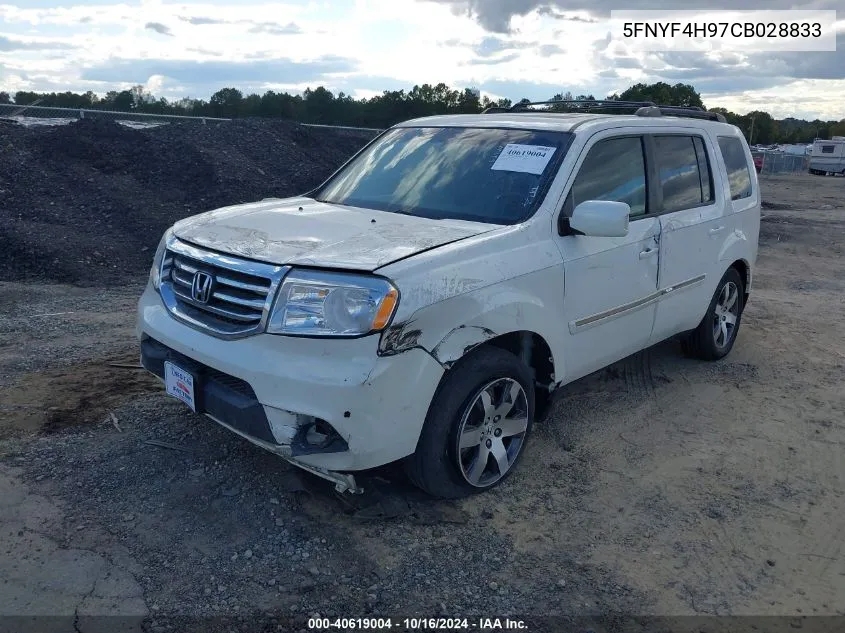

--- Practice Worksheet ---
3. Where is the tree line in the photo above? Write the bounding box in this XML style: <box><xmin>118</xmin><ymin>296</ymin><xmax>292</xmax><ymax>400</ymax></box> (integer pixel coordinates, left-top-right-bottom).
<box><xmin>2</xmin><ymin>81</ymin><xmax>843</xmax><ymax>144</ymax></box>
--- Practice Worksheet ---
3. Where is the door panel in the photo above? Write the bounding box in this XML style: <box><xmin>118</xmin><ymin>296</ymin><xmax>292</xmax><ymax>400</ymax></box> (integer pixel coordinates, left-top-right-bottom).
<box><xmin>561</xmin><ymin>217</ymin><xmax>661</xmax><ymax>380</ymax></box>
<box><xmin>553</xmin><ymin>133</ymin><xmax>660</xmax><ymax>383</ymax></box>
<box><xmin>652</xmin><ymin>209</ymin><xmax>710</xmax><ymax>341</ymax></box>
<box><xmin>650</xmin><ymin>134</ymin><xmax>726</xmax><ymax>342</ymax></box>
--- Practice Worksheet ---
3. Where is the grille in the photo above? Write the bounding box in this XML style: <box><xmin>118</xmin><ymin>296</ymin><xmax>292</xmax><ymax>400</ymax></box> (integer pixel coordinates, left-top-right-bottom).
<box><xmin>159</xmin><ymin>239</ymin><xmax>288</xmax><ymax>338</ymax></box>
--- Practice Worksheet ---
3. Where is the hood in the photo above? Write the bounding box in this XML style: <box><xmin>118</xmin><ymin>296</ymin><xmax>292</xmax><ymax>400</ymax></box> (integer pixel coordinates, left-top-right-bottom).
<box><xmin>172</xmin><ymin>197</ymin><xmax>496</xmax><ymax>271</ymax></box>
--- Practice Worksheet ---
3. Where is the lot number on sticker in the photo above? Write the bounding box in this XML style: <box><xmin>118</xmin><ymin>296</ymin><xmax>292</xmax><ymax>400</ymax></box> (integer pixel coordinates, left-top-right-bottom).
<box><xmin>491</xmin><ymin>144</ymin><xmax>556</xmax><ymax>175</ymax></box>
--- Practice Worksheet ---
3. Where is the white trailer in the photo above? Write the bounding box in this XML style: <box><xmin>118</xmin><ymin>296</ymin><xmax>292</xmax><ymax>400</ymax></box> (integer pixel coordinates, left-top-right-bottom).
<box><xmin>809</xmin><ymin>137</ymin><xmax>845</xmax><ymax>175</ymax></box>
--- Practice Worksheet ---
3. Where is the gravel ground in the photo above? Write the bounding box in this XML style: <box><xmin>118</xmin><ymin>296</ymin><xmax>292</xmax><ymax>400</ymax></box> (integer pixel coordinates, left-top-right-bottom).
<box><xmin>1</xmin><ymin>173</ymin><xmax>845</xmax><ymax>633</ymax></box>
<box><xmin>0</xmin><ymin>118</ymin><xmax>375</xmax><ymax>286</ymax></box>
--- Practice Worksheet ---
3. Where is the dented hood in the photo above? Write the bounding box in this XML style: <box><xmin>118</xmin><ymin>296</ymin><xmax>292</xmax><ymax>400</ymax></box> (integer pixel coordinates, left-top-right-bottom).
<box><xmin>172</xmin><ymin>197</ymin><xmax>496</xmax><ymax>271</ymax></box>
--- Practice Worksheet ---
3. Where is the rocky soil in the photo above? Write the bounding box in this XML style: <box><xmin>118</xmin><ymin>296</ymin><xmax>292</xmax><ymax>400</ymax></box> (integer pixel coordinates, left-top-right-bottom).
<box><xmin>1</xmin><ymin>153</ymin><xmax>844</xmax><ymax>632</ymax></box>
<box><xmin>0</xmin><ymin>118</ymin><xmax>375</xmax><ymax>286</ymax></box>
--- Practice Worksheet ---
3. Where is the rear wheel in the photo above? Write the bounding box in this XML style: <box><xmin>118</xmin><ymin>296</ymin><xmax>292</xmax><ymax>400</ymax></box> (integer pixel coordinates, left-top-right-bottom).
<box><xmin>404</xmin><ymin>346</ymin><xmax>534</xmax><ymax>499</ymax></box>
<box><xmin>682</xmin><ymin>268</ymin><xmax>744</xmax><ymax>361</ymax></box>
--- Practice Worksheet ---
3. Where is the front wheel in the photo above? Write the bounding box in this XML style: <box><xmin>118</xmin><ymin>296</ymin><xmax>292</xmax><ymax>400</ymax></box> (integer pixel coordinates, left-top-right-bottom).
<box><xmin>404</xmin><ymin>347</ymin><xmax>534</xmax><ymax>499</ymax></box>
<box><xmin>682</xmin><ymin>268</ymin><xmax>745</xmax><ymax>361</ymax></box>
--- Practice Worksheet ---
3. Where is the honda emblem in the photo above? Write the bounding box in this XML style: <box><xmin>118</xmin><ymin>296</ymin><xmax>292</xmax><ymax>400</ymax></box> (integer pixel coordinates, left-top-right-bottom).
<box><xmin>191</xmin><ymin>271</ymin><xmax>214</xmax><ymax>304</ymax></box>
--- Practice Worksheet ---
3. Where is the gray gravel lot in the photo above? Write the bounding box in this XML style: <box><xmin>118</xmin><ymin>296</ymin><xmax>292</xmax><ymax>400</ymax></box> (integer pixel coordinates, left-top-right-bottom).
<box><xmin>1</xmin><ymin>173</ymin><xmax>845</xmax><ymax>633</ymax></box>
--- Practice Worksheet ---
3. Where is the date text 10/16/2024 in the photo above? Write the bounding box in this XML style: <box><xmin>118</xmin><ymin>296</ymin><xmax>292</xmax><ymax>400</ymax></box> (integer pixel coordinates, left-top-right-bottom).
<box><xmin>308</xmin><ymin>617</ymin><xmax>529</xmax><ymax>630</ymax></box>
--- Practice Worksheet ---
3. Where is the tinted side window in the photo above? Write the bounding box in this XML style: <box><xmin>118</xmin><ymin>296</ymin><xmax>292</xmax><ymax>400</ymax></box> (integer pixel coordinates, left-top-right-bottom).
<box><xmin>654</xmin><ymin>135</ymin><xmax>710</xmax><ymax>213</ymax></box>
<box><xmin>570</xmin><ymin>136</ymin><xmax>647</xmax><ymax>217</ymax></box>
<box><xmin>821</xmin><ymin>145</ymin><xmax>835</xmax><ymax>154</ymax></box>
<box><xmin>717</xmin><ymin>136</ymin><xmax>752</xmax><ymax>201</ymax></box>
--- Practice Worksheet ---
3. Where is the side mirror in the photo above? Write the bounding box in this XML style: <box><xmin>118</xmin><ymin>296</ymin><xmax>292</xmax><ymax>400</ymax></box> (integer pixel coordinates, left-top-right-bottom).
<box><xmin>568</xmin><ymin>200</ymin><xmax>630</xmax><ymax>237</ymax></box>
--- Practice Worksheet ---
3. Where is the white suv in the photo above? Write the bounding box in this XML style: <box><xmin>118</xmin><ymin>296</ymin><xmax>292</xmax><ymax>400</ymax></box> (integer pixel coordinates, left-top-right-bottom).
<box><xmin>137</xmin><ymin>102</ymin><xmax>760</xmax><ymax>498</ymax></box>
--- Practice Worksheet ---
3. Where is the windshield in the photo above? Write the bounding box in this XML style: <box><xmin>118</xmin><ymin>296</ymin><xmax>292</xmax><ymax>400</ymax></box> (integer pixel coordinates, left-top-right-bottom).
<box><xmin>313</xmin><ymin>126</ymin><xmax>573</xmax><ymax>225</ymax></box>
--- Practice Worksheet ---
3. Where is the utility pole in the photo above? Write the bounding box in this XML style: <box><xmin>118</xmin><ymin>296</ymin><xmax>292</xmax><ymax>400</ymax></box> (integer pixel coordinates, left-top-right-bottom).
<box><xmin>749</xmin><ymin>115</ymin><xmax>756</xmax><ymax>144</ymax></box>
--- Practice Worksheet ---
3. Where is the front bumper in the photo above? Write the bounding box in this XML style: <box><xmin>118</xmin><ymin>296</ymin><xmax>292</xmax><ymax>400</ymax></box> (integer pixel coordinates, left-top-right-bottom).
<box><xmin>137</xmin><ymin>283</ymin><xmax>444</xmax><ymax>487</ymax></box>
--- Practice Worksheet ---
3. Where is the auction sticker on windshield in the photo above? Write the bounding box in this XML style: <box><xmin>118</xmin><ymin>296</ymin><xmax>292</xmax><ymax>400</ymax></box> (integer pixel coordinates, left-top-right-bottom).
<box><xmin>164</xmin><ymin>361</ymin><xmax>196</xmax><ymax>412</ymax></box>
<box><xmin>491</xmin><ymin>144</ymin><xmax>556</xmax><ymax>174</ymax></box>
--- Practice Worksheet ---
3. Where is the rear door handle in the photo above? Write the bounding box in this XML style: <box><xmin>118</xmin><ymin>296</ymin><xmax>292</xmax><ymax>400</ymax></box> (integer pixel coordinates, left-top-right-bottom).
<box><xmin>709</xmin><ymin>226</ymin><xmax>726</xmax><ymax>235</ymax></box>
<box><xmin>639</xmin><ymin>247</ymin><xmax>658</xmax><ymax>259</ymax></box>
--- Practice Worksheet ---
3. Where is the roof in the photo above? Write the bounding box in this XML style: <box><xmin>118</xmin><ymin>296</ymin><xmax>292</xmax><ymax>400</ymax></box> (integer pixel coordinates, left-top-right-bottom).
<box><xmin>396</xmin><ymin>112</ymin><xmax>737</xmax><ymax>134</ymax></box>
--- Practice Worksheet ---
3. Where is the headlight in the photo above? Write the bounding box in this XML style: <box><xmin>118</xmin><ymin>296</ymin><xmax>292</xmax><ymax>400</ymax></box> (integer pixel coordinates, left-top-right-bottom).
<box><xmin>267</xmin><ymin>269</ymin><xmax>399</xmax><ymax>337</ymax></box>
<box><xmin>149</xmin><ymin>228</ymin><xmax>173</xmax><ymax>290</ymax></box>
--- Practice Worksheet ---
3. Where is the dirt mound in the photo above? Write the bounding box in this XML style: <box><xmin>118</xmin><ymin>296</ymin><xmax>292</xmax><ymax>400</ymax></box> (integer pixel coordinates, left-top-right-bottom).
<box><xmin>0</xmin><ymin>353</ymin><xmax>160</xmax><ymax>436</ymax></box>
<box><xmin>0</xmin><ymin>118</ymin><xmax>374</xmax><ymax>285</ymax></box>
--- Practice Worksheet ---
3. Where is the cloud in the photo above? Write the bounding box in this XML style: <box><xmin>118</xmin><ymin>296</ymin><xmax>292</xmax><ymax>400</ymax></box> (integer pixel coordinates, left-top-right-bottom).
<box><xmin>175</xmin><ymin>16</ymin><xmax>303</xmax><ymax>35</ymax></box>
<box><xmin>178</xmin><ymin>16</ymin><xmax>225</xmax><ymax>25</ymax></box>
<box><xmin>746</xmin><ymin>35</ymin><xmax>845</xmax><ymax>80</ymax></box>
<box><xmin>247</xmin><ymin>21</ymin><xmax>302</xmax><ymax>35</ymax></box>
<box><xmin>144</xmin><ymin>22</ymin><xmax>173</xmax><ymax>36</ymax></box>
<box><xmin>0</xmin><ymin>35</ymin><xmax>74</xmax><ymax>51</ymax></box>
<box><xmin>442</xmin><ymin>35</ymin><xmax>537</xmax><ymax>58</ymax></box>
<box><xmin>463</xmin><ymin>52</ymin><xmax>521</xmax><ymax>65</ymax></box>
<box><xmin>80</xmin><ymin>56</ymin><xmax>357</xmax><ymax>86</ymax></box>
<box><xmin>2</xmin><ymin>0</ymin><xmax>842</xmax><ymax>120</ymax></box>
<box><xmin>613</xmin><ymin>57</ymin><xmax>643</xmax><ymax>69</ymax></box>
<box><xmin>536</xmin><ymin>7</ymin><xmax>597</xmax><ymax>23</ymax></box>
<box><xmin>474</xmin><ymin>35</ymin><xmax>535</xmax><ymax>57</ymax></box>
<box><xmin>471</xmin><ymin>78</ymin><xmax>576</xmax><ymax>102</ymax></box>
<box><xmin>539</xmin><ymin>44</ymin><xmax>565</xmax><ymax>56</ymax></box>
<box><xmin>643</xmin><ymin>35</ymin><xmax>845</xmax><ymax>86</ymax></box>
<box><xmin>187</xmin><ymin>47</ymin><xmax>223</xmax><ymax>57</ymax></box>
<box><xmin>428</xmin><ymin>0</ymin><xmax>842</xmax><ymax>33</ymax></box>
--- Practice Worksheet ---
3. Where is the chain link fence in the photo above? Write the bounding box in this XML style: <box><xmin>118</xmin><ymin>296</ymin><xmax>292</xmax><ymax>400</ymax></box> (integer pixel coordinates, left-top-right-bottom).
<box><xmin>753</xmin><ymin>150</ymin><xmax>810</xmax><ymax>175</ymax></box>
<box><xmin>0</xmin><ymin>104</ymin><xmax>387</xmax><ymax>135</ymax></box>
<box><xmin>0</xmin><ymin>103</ymin><xmax>230</xmax><ymax>128</ymax></box>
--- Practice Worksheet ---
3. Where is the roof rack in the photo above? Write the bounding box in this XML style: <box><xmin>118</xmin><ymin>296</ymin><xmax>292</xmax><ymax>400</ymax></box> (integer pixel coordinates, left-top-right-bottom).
<box><xmin>482</xmin><ymin>99</ymin><xmax>727</xmax><ymax>123</ymax></box>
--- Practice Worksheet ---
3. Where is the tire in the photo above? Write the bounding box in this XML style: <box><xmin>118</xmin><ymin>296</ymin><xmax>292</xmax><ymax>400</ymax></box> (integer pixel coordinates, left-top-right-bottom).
<box><xmin>682</xmin><ymin>268</ymin><xmax>745</xmax><ymax>361</ymax></box>
<box><xmin>404</xmin><ymin>346</ymin><xmax>535</xmax><ymax>499</ymax></box>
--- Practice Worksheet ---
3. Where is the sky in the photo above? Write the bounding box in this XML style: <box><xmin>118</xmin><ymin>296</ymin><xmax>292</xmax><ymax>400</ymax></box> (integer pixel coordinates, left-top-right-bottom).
<box><xmin>0</xmin><ymin>0</ymin><xmax>843</xmax><ymax>120</ymax></box>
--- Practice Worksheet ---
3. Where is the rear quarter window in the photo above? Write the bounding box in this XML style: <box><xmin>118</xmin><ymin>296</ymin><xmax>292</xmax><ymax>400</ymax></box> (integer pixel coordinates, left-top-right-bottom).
<box><xmin>653</xmin><ymin>135</ymin><xmax>713</xmax><ymax>213</ymax></box>
<box><xmin>717</xmin><ymin>136</ymin><xmax>753</xmax><ymax>201</ymax></box>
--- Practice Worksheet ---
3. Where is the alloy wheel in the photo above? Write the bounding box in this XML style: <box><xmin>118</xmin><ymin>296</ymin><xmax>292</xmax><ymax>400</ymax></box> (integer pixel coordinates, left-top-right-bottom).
<box><xmin>456</xmin><ymin>378</ymin><xmax>529</xmax><ymax>488</ymax></box>
<box><xmin>713</xmin><ymin>281</ymin><xmax>740</xmax><ymax>349</ymax></box>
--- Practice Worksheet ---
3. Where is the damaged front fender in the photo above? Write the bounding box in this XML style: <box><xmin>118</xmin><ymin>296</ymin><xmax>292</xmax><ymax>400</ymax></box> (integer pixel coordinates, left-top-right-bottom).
<box><xmin>431</xmin><ymin>324</ymin><xmax>497</xmax><ymax>368</ymax></box>
<box><xmin>379</xmin><ymin>320</ymin><xmax>496</xmax><ymax>368</ymax></box>
<box><xmin>376</xmin><ymin>267</ymin><xmax>567</xmax><ymax>381</ymax></box>
<box><xmin>378</xmin><ymin>320</ymin><xmax>424</xmax><ymax>356</ymax></box>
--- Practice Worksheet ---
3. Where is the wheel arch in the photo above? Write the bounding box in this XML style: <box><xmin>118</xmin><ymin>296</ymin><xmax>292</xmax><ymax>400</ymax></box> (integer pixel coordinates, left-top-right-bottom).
<box><xmin>431</xmin><ymin>328</ymin><xmax>557</xmax><ymax>419</ymax></box>
<box><xmin>728</xmin><ymin>258</ymin><xmax>751</xmax><ymax>300</ymax></box>
<box><xmin>717</xmin><ymin>228</ymin><xmax>753</xmax><ymax>301</ymax></box>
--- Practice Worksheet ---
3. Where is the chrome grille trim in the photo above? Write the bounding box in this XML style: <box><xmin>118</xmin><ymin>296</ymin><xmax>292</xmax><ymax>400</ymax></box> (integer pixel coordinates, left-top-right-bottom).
<box><xmin>158</xmin><ymin>236</ymin><xmax>289</xmax><ymax>339</ymax></box>
<box><xmin>211</xmin><ymin>291</ymin><xmax>266</xmax><ymax>310</ymax></box>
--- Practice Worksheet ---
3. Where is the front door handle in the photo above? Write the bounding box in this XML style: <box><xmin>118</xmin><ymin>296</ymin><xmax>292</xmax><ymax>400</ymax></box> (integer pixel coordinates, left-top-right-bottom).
<box><xmin>639</xmin><ymin>247</ymin><xmax>658</xmax><ymax>259</ymax></box>
<box><xmin>709</xmin><ymin>226</ymin><xmax>726</xmax><ymax>235</ymax></box>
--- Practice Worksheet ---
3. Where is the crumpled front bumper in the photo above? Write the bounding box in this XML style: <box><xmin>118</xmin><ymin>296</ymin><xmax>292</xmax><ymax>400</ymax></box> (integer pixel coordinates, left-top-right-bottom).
<box><xmin>137</xmin><ymin>283</ymin><xmax>445</xmax><ymax>492</ymax></box>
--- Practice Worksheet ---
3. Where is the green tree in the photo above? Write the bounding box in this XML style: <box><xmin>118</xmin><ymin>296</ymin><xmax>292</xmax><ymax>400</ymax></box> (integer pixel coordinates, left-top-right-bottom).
<box><xmin>744</xmin><ymin>111</ymin><xmax>776</xmax><ymax>144</ymax></box>
<box><xmin>456</xmin><ymin>88</ymin><xmax>481</xmax><ymax>114</ymax></box>
<box><xmin>14</xmin><ymin>91</ymin><xmax>42</xmax><ymax>105</ymax></box>
<box><xmin>618</xmin><ymin>81</ymin><xmax>704</xmax><ymax>108</ymax></box>
<box><xmin>130</xmin><ymin>84</ymin><xmax>155</xmax><ymax>109</ymax></box>
<box><xmin>209</xmin><ymin>87</ymin><xmax>243</xmax><ymax>118</ymax></box>
<box><xmin>8</xmin><ymin>82</ymin><xmax>838</xmax><ymax>141</ymax></box>
<box><xmin>101</xmin><ymin>90</ymin><xmax>134</xmax><ymax>110</ymax></box>
<box><xmin>302</xmin><ymin>86</ymin><xmax>335</xmax><ymax>123</ymax></box>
